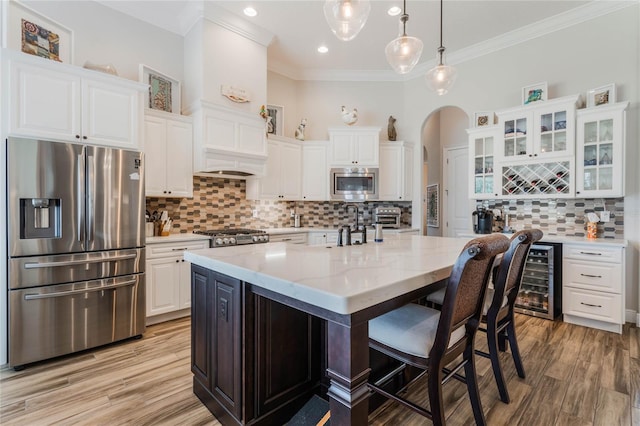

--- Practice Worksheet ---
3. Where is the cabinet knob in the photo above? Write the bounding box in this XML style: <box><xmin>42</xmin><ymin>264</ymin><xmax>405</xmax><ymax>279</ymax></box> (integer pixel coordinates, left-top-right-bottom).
<box><xmin>576</xmin><ymin>191</ymin><xmax>580</xmax><ymax>194</ymax></box>
<box><xmin>168</xmin><ymin>191</ymin><xmax>172</xmax><ymax>194</ymax></box>
<box><xmin>82</xmin><ymin>136</ymin><xmax>87</xmax><ymax>140</ymax></box>
<box><xmin>534</xmin><ymin>153</ymin><xmax>537</xmax><ymax>157</ymax></box>
<box><xmin>182</xmin><ymin>259</ymin><xmax>185</xmax><ymax>262</ymax></box>
<box><xmin>75</xmin><ymin>135</ymin><xmax>81</xmax><ymax>139</ymax></box>
<box><xmin>163</xmin><ymin>191</ymin><xmax>167</xmax><ymax>194</ymax></box>
<box><xmin>175</xmin><ymin>259</ymin><xmax>179</xmax><ymax>263</ymax></box>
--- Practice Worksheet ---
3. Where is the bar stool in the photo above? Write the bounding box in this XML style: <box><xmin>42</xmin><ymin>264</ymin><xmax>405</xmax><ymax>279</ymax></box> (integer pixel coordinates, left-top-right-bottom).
<box><xmin>368</xmin><ymin>234</ymin><xmax>510</xmax><ymax>425</ymax></box>
<box><xmin>425</xmin><ymin>229</ymin><xmax>543</xmax><ymax>403</ymax></box>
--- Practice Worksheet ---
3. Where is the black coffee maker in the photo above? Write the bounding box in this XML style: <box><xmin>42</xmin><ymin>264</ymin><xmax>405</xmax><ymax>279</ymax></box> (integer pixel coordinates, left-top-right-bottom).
<box><xmin>472</xmin><ymin>207</ymin><xmax>494</xmax><ymax>234</ymax></box>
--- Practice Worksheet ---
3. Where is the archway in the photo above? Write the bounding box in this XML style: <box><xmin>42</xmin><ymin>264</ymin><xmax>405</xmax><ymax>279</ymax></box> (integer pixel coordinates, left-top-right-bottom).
<box><xmin>419</xmin><ymin>106</ymin><xmax>473</xmax><ymax>236</ymax></box>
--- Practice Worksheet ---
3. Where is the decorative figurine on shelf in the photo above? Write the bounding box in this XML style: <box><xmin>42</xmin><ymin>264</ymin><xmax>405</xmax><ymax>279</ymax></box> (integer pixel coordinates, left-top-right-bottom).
<box><xmin>295</xmin><ymin>118</ymin><xmax>307</xmax><ymax>141</ymax></box>
<box><xmin>341</xmin><ymin>106</ymin><xmax>358</xmax><ymax>125</ymax></box>
<box><xmin>388</xmin><ymin>116</ymin><xmax>397</xmax><ymax>141</ymax></box>
<box><xmin>260</xmin><ymin>105</ymin><xmax>273</xmax><ymax>135</ymax></box>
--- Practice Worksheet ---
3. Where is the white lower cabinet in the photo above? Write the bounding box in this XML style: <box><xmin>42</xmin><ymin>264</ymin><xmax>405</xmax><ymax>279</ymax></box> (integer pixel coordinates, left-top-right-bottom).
<box><xmin>145</xmin><ymin>238</ymin><xmax>209</xmax><ymax>324</ymax></box>
<box><xmin>562</xmin><ymin>243</ymin><xmax>625</xmax><ymax>333</ymax></box>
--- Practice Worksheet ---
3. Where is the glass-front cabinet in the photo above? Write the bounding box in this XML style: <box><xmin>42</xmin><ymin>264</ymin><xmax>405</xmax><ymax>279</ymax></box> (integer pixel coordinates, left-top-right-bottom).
<box><xmin>576</xmin><ymin>102</ymin><xmax>628</xmax><ymax>197</ymax></box>
<box><xmin>468</xmin><ymin>126</ymin><xmax>500</xmax><ymax>199</ymax></box>
<box><xmin>496</xmin><ymin>94</ymin><xmax>580</xmax><ymax>162</ymax></box>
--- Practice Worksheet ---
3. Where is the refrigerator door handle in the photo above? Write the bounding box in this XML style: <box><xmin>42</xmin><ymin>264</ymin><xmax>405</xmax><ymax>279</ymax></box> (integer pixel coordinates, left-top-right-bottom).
<box><xmin>23</xmin><ymin>253</ymin><xmax>138</xmax><ymax>269</ymax></box>
<box><xmin>77</xmin><ymin>153</ymin><xmax>85</xmax><ymax>243</ymax></box>
<box><xmin>87</xmin><ymin>155</ymin><xmax>95</xmax><ymax>242</ymax></box>
<box><xmin>23</xmin><ymin>278</ymin><xmax>137</xmax><ymax>300</ymax></box>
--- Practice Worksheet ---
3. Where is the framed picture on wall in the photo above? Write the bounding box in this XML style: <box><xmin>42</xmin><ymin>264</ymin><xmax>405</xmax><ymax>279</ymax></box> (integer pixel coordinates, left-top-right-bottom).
<box><xmin>3</xmin><ymin>0</ymin><xmax>74</xmax><ymax>63</ymax></box>
<box><xmin>426</xmin><ymin>184</ymin><xmax>439</xmax><ymax>228</ymax></box>
<box><xmin>474</xmin><ymin>111</ymin><xmax>493</xmax><ymax>127</ymax></box>
<box><xmin>139</xmin><ymin>64</ymin><xmax>181</xmax><ymax>114</ymax></box>
<box><xmin>586</xmin><ymin>83</ymin><xmax>616</xmax><ymax>108</ymax></box>
<box><xmin>267</xmin><ymin>104</ymin><xmax>284</xmax><ymax>136</ymax></box>
<box><xmin>522</xmin><ymin>81</ymin><xmax>548</xmax><ymax>105</ymax></box>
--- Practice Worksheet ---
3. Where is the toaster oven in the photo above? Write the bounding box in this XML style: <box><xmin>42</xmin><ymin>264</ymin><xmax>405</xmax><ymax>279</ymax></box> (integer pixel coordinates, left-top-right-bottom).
<box><xmin>373</xmin><ymin>207</ymin><xmax>401</xmax><ymax>228</ymax></box>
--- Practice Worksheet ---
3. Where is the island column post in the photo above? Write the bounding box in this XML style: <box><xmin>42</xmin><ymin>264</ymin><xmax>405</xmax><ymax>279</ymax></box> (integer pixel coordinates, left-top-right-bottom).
<box><xmin>326</xmin><ymin>320</ymin><xmax>371</xmax><ymax>425</ymax></box>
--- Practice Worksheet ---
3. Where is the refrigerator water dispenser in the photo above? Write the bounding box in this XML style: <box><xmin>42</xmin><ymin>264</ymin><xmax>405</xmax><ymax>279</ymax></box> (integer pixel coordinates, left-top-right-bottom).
<box><xmin>20</xmin><ymin>198</ymin><xmax>61</xmax><ymax>239</ymax></box>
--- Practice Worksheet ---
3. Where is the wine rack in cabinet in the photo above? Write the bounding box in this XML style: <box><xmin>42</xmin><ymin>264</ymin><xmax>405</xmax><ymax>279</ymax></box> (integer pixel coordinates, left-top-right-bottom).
<box><xmin>501</xmin><ymin>160</ymin><xmax>573</xmax><ymax>198</ymax></box>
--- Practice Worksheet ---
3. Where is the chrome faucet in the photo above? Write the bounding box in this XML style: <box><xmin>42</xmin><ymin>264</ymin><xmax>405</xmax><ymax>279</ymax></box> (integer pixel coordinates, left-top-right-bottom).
<box><xmin>344</xmin><ymin>203</ymin><xmax>359</xmax><ymax>231</ymax></box>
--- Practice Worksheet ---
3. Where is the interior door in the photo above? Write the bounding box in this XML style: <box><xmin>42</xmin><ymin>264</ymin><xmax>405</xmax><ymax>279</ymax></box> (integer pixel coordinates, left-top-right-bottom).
<box><xmin>86</xmin><ymin>145</ymin><xmax>144</xmax><ymax>251</ymax></box>
<box><xmin>443</xmin><ymin>146</ymin><xmax>475</xmax><ymax>237</ymax></box>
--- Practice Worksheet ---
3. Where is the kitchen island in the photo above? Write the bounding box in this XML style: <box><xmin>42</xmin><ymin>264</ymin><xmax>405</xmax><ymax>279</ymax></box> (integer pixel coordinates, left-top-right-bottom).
<box><xmin>185</xmin><ymin>234</ymin><xmax>471</xmax><ymax>425</ymax></box>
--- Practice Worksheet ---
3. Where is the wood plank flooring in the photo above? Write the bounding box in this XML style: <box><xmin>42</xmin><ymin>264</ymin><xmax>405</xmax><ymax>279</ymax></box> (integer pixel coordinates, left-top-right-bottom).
<box><xmin>0</xmin><ymin>315</ymin><xmax>637</xmax><ymax>425</ymax></box>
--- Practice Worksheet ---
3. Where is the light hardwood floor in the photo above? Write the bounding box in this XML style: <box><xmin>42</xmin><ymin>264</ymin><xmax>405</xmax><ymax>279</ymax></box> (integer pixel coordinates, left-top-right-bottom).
<box><xmin>0</xmin><ymin>315</ymin><xmax>637</xmax><ymax>425</ymax></box>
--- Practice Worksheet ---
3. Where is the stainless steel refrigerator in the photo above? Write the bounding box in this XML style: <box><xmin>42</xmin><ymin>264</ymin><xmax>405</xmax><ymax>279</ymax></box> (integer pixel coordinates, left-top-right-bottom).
<box><xmin>7</xmin><ymin>137</ymin><xmax>146</xmax><ymax>368</ymax></box>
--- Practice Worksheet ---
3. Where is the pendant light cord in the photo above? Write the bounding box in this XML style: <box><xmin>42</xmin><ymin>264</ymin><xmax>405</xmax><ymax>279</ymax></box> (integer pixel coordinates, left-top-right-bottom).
<box><xmin>438</xmin><ymin>0</ymin><xmax>445</xmax><ymax>64</ymax></box>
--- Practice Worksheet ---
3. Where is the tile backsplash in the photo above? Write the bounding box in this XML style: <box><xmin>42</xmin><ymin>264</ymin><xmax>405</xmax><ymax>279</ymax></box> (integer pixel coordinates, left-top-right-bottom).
<box><xmin>146</xmin><ymin>177</ymin><xmax>624</xmax><ymax>239</ymax></box>
<box><xmin>146</xmin><ymin>176</ymin><xmax>412</xmax><ymax>233</ymax></box>
<box><xmin>479</xmin><ymin>198</ymin><xmax>624</xmax><ymax>239</ymax></box>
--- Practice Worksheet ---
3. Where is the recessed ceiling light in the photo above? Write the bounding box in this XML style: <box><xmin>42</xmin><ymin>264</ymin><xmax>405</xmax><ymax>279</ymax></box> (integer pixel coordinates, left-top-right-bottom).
<box><xmin>317</xmin><ymin>45</ymin><xmax>329</xmax><ymax>54</ymax></box>
<box><xmin>388</xmin><ymin>6</ymin><xmax>402</xmax><ymax>16</ymax></box>
<box><xmin>243</xmin><ymin>7</ymin><xmax>257</xmax><ymax>17</ymax></box>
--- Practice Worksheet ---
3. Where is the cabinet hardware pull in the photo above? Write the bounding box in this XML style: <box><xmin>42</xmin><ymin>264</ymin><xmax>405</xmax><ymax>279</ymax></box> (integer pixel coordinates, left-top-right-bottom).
<box><xmin>281</xmin><ymin>238</ymin><xmax>292</xmax><ymax>241</ymax></box>
<box><xmin>171</xmin><ymin>248</ymin><xmax>189</xmax><ymax>251</ymax></box>
<box><xmin>580</xmin><ymin>273</ymin><xmax>602</xmax><ymax>278</ymax></box>
<box><xmin>579</xmin><ymin>251</ymin><xmax>602</xmax><ymax>256</ymax></box>
<box><xmin>580</xmin><ymin>302</ymin><xmax>602</xmax><ymax>308</ymax></box>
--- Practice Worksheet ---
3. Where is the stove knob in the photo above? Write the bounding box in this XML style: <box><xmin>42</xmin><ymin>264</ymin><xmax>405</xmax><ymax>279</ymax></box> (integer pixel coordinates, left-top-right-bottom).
<box><xmin>229</xmin><ymin>237</ymin><xmax>236</xmax><ymax>244</ymax></box>
<box><xmin>222</xmin><ymin>238</ymin><xmax>229</xmax><ymax>245</ymax></box>
<box><xmin>252</xmin><ymin>235</ymin><xmax>259</xmax><ymax>242</ymax></box>
<box><xmin>215</xmin><ymin>238</ymin><xmax>223</xmax><ymax>246</ymax></box>
<box><xmin>260</xmin><ymin>235</ymin><xmax>267</xmax><ymax>242</ymax></box>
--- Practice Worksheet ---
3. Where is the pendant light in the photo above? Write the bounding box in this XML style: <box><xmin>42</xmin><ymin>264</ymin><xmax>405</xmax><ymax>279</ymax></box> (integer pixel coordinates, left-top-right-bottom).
<box><xmin>385</xmin><ymin>0</ymin><xmax>423</xmax><ymax>74</ymax></box>
<box><xmin>324</xmin><ymin>0</ymin><xmax>371</xmax><ymax>41</ymax></box>
<box><xmin>425</xmin><ymin>0</ymin><xmax>457</xmax><ymax>95</ymax></box>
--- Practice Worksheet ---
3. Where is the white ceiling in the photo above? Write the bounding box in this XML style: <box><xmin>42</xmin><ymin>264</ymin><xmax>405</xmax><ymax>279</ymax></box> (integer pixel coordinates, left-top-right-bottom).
<box><xmin>97</xmin><ymin>1</ymin><xmax>630</xmax><ymax>80</ymax></box>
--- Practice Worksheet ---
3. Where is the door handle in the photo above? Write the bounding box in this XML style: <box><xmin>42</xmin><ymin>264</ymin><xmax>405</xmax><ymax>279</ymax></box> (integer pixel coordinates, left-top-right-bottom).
<box><xmin>24</xmin><ymin>253</ymin><xmax>137</xmax><ymax>269</ymax></box>
<box><xmin>580</xmin><ymin>273</ymin><xmax>602</xmax><ymax>279</ymax></box>
<box><xmin>24</xmin><ymin>278</ymin><xmax>137</xmax><ymax>300</ymax></box>
<box><xmin>77</xmin><ymin>153</ymin><xmax>85</xmax><ymax>244</ymax></box>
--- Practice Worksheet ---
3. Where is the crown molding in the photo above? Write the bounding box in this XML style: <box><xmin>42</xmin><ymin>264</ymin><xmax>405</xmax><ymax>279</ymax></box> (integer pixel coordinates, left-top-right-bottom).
<box><xmin>277</xmin><ymin>0</ymin><xmax>636</xmax><ymax>82</ymax></box>
<box><xmin>201</xmin><ymin>3</ymin><xmax>274</xmax><ymax>47</ymax></box>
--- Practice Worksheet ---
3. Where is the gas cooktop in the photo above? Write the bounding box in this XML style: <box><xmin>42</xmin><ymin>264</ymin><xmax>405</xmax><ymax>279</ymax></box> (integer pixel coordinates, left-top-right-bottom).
<box><xmin>193</xmin><ymin>228</ymin><xmax>269</xmax><ymax>247</ymax></box>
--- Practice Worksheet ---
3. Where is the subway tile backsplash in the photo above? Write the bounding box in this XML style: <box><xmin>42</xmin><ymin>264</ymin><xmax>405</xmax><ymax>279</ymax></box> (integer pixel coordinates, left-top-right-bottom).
<box><xmin>479</xmin><ymin>198</ymin><xmax>624</xmax><ymax>239</ymax></box>
<box><xmin>145</xmin><ymin>176</ymin><xmax>412</xmax><ymax>233</ymax></box>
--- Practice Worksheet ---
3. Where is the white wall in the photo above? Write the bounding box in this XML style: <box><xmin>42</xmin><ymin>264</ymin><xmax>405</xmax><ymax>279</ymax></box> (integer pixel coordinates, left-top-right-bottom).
<box><xmin>267</xmin><ymin>71</ymin><xmax>299</xmax><ymax>139</ymax></box>
<box><xmin>22</xmin><ymin>1</ymin><xmax>184</xmax><ymax>86</ymax></box>
<box><xmin>291</xmin><ymin>79</ymin><xmax>405</xmax><ymax>141</ymax></box>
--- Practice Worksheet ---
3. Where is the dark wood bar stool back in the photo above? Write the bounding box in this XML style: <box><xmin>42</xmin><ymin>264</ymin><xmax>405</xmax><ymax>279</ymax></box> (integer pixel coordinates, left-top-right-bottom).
<box><xmin>368</xmin><ymin>234</ymin><xmax>510</xmax><ymax>426</ymax></box>
<box><xmin>477</xmin><ymin>228</ymin><xmax>543</xmax><ymax>403</ymax></box>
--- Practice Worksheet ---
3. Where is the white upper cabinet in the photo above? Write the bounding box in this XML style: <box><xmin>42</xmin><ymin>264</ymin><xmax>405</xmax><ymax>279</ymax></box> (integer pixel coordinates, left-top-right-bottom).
<box><xmin>468</xmin><ymin>126</ymin><xmax>500</xmax><ymax>199</ymax></box>
<box><xmin>329</xmin><ymin>127</ymin><xmax>380</xmax><ymax>167</ymax></box>
<box><xmin>246</xmin><ymin>136</ymin><xmax>301</xmax><ymax>200</ymax></box>
<box><xmin>302</xmin><ymin>141</ymin><xmax>329</xmax><ymax>201</ymax></box>
<box><xmin>144</xmin><ymin>110</ymin><xmax>193</xmax><ymax>198</ymax></box>
<box><xmin>3</xmin><ymin>50</ymin><xmax>144</xmax><ymax>150</ymax></box>
<box><xmin>496</xmin><ymin>95</ymin><xmax>580</xmax><ymax>162</ymax></box>
<box><xmin>575</xmin><ymin>101</ymin><xmax>628</xmax><ymax>198</ymax></box>
<box><xmin>379</xmin><ymin>141</ymin><xmax>413</xmax><ymax>201</ymax></box>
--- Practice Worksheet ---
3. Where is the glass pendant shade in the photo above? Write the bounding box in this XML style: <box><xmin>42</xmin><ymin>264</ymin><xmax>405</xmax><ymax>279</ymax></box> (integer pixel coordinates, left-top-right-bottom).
<box><xmin>385</xmin><ymin>35</ymin><xmax>423</xmax><ymax>74</ymax></box>
<box><xmin>425</xmin><ymin>52</ymin><xmax>457</xmax><ymax>95</ymax></box>
<box><xmin>324</xmin><ymin>0</ymin><xmax>371</xmax><ymax>41</ymax></box>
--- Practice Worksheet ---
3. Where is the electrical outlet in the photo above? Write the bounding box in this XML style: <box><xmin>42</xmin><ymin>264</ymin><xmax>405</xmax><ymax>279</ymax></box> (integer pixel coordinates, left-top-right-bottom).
<box><xmin>600</xmin><ymin>211</ymin><xmax>611</xmax><ymax>222</ymax></box>
<box><xmin>252</xmin><ymin>209</ymin><xmax>258</xmax><ymax>218</ymax></box>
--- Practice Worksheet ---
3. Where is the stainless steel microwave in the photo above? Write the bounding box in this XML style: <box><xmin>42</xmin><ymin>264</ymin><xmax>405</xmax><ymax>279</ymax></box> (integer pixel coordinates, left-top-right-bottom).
<box><xmin>330</xmin><ymin>167</ymin><xmax>379</xmax><ymax>201</ymax></box>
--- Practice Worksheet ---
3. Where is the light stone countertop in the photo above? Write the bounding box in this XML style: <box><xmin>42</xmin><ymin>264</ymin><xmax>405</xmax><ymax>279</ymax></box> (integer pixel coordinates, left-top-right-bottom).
<box><xmin>457</xmin><ymin>232</ymin><xmax>627</xmax><ymax>247</ymax></box>
<box><xmin>184</xmin><ymin>234</ymin><xmax>472</xmax><ymax>315</ymax></box>
<box><xmin>264</xmin><ymin>227</ymin><xmax>419</xmax><ymax>235</ymax></box>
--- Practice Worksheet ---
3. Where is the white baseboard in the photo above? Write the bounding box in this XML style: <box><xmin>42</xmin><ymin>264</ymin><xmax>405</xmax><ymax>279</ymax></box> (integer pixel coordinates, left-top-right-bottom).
<box><xmin>627</xmin><ymin>309</ymin><xmax>638</xmax><ymax>325</ymax></box>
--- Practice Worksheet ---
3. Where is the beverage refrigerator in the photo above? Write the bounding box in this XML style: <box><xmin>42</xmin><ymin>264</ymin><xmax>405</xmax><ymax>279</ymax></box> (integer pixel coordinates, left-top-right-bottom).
<box><xmin>515</xmin><ymin>242</ymin><xmax>562</xmax><ymax>319</ymax></box>
<box><xmin>6</xmin><ymin>137</ymin><xmax>146</xmax><ymax>368</ymax></box>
